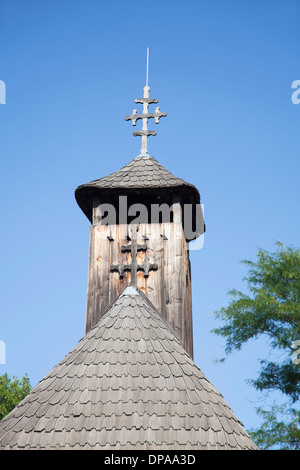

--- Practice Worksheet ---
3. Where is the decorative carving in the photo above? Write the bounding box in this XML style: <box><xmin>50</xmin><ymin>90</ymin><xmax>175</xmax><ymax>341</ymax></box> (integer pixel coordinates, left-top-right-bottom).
<box><xmin>125</xmin><ymin>85</ymin><xmax>166</xmax><ymax>156</ymax></box>
<box><xmin>110</xmin><ymin>226</ymin><xmax>158</xmax><ymax>285</ymax></box>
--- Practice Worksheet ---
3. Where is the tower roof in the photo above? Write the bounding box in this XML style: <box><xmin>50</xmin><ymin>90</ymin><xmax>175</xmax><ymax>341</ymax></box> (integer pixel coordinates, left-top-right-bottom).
<box><xmin>0</xmin><ymin>287</ymin><xmax>257</xmax><ymax>450</ymax></box>
<box><xmin>75</xmin><ymin>155</ymin><xmax>200</xmax><ymax>224</ymax></box>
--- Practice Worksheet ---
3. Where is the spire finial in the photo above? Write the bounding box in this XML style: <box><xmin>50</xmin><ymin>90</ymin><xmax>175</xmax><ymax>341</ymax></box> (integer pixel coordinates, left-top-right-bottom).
<box><xmin>146</xmin><ymin>46</ymin><xmax>149</xmax><ymax>87</ymax></box>
<box><xmin>125</xmin><ymin>48</ymin><xmax>167</xmax><ymax>156</ymax></box>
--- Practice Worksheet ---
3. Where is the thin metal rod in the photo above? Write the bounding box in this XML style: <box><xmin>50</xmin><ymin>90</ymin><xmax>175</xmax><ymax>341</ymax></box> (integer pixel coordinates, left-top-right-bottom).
<box><xmin>146</xmin><ymin>47</ymin><xmax>149</xmax><ymax>87</ymax></box>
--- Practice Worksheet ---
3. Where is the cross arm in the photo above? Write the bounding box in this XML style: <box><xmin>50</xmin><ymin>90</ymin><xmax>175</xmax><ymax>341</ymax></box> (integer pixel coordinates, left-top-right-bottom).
<box><xmin>133</xmin><ymin>130</ymin><xmax>157</xmax><ymax>137</ymax></box>
<box><xmin>121</xmin><ymin>243</ymin><xmax>147</xmax><ymax>253</ymax></box>
<box><xmin>138</xmin><ymin>258</ymin><xmax>158</xmax><ymax>277</ymax></box>
<box><xmin>134</xmin><ymin>97</ymin><xmax>158</xmax><ymax>104</ymax></box>
<box><xmin>110</xmin><ymin>257</ymin><xmax>126</xmax><ymax>278</ymax></box>
<box><xmin>125</xmin><ymin>109</ymin><xmax>167</xmax><ymax>126</ymax></box>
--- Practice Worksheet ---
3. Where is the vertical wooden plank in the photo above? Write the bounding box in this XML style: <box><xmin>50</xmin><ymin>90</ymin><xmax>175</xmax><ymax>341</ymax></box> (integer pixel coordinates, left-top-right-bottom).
<box><xmin>108</xmin><ymin>224</ymin><xmax>118</xmax><ymax>307</ymax></box>
<box><xmin>92</xmin><ymin>197</ymin><xmax>101</xmax><ymax>225</ymax></box>
<box><xmin>85</xmin><ymin>203</ymin><xmax>194</xmax><ymax>357</ymax></box>
<box><xmin>182</xmin><ymin>230</ymin><xmax>193</xmax><ymax>357</ymax></box>
<box><xmin>85</xmin><ymin>225</ymin><xmax>95</xmax><ymax>333</ymax></box>
<box><xmin>165</xmin><ymin>222</ymin><xmax>183</xmax><ymax>343</ymax></box>
<box><xmin>100</xmin><ymin>226</ymin><xmax>110</xmax><ymax>320</ymax></box>
<box><xmin>136</xmin><ymin>224</ymin><xmax>146</xmax><ymax>293</ymax></box>
<box><xmin>140</xmin><ymin>223</ymin><xmax>163</xmax><ymax>313</ymax></box>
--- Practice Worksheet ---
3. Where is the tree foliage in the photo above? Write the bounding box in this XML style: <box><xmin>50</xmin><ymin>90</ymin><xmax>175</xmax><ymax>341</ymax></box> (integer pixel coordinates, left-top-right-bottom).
<box><xmin>0</xmin><ymin>373</ymin><xmax>31</xmax><ymax>421</ymax></box>
<box><xmin>250</xmin><ymin>404</ymin><xmax>300</xmax><ymax>450</ymax></box>
<box><xmin>212</xmin><ymin>242</ymin><xmax>300</xmax><ymax>449</ymax></box>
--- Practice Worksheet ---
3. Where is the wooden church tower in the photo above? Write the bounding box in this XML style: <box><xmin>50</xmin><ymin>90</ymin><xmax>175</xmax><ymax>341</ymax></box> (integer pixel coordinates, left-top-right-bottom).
<box><xmin>0</xmin><ymin>55</ymin><xmax>258</xmax><ymax>450</ymax></box>
<box><xmin>75</xmin><ymin>80</ymin><xmax>204</xmax><ymax>358</ymax></box>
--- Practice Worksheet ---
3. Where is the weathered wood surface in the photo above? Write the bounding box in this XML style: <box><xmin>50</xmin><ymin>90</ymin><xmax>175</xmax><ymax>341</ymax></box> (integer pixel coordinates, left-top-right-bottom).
<box><xmin>85</xmin><ymin>222</ymin><xmax>193</xmax><ymax>357</ymax></box>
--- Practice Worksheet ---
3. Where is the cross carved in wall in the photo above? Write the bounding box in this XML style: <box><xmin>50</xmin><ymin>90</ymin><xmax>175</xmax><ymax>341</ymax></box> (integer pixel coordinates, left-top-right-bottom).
<box><xmin>110</xmin><ymin>225</ymin><xmax>158</xmax><ymax>287</ymax></box>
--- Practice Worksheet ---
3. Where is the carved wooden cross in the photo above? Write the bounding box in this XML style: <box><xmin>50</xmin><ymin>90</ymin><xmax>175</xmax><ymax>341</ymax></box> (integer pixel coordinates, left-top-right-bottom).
<box><xmin>110</xmin><ymin>225</ymin><xmax>158</xmax><ymax>286</ymax></box>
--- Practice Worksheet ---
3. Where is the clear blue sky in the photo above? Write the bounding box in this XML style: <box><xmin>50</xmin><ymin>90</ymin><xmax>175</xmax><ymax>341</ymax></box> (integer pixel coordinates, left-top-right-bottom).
<box><xmin>0</xmin><ymin>0</ymin><xmax>299</xmax><ymax>433</ymax></box>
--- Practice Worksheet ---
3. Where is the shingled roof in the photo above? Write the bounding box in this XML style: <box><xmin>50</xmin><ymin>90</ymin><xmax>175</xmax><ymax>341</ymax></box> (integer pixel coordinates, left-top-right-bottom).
<box><xmin>0</xmin><ymin>287</ymin><xmax>257</xmax><ymax>450</ymax></box>
<box><xmin>75</xmin><ymin>155</ymin><xmax>200</xmax><ymax>224</ymax></box>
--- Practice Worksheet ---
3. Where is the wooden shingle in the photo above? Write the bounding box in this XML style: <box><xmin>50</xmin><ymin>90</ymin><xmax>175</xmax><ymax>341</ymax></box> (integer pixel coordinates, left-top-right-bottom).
<box><xmin>75</xmin><ymin>154</ymin><xmax>200</xmax><ymax>224</ymax></box>
<box><xmin>0</xmin><ymin>287</ymin><xmax>258</xmax><ymax>450</ymax></box>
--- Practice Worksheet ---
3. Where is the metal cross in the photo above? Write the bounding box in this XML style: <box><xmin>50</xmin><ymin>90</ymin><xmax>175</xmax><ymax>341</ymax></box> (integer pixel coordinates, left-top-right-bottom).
<box><xmin>125</xmin><ymin>50</ymin><xmax>167</xmax><ymax>156</ymax></box>
<box><xmin>110</xmin><ymin>225</ymin><xmax>158</xmax><ymax>287</ymax></box>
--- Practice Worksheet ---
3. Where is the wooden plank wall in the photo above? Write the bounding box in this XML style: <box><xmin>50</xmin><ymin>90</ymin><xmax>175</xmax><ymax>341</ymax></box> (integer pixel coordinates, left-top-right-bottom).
<box><xmin>85</xmin><ymin>222</ymin><xmax>193</xmax><ymax>357</ymax></box>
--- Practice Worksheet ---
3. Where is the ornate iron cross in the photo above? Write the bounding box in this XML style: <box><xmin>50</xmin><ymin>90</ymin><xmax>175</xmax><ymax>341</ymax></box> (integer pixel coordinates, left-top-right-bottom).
<box><xmin>125</xmin><ymin>85</ymin><xmax>167</xmax><ymax>156</ymax></box>
<box><xmin>110</xmin><ymin>225</ymin><xmax>158</xmax><ymax>287</ymax></box>
<box><xmin>125</xmin><ymin>49</ymin><xmax>166</xmax><ymax>157</ymax></box>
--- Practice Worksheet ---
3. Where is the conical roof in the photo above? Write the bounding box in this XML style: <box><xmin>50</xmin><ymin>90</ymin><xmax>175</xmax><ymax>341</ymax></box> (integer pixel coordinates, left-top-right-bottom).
<box><xmin>75</xmin><ymin>155</ymin><xmax>200</xmax><ymax>224</ymax></box>
<box><xmin>0</xmin><ymin>287</ymin><xmax>257</xmax><ymax>450</ymax></box>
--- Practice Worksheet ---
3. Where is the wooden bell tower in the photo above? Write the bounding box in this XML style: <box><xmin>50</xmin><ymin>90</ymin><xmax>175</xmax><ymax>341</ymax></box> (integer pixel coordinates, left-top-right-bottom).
<box><xmin>75</xmin><ymin>78</ymin><xmax>204</xmax><ymax>359</ymax></box>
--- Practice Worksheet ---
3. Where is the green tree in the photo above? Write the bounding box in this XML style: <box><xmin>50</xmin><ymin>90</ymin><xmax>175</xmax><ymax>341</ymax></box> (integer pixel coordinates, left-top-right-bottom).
<box><xmin>212</xmin><ymin>242</ymin><xmax>300</xmax><ymax>449</ymax></box>
<box><xmin>0</xmin><ymin>373</ymin><xmax>31</xmax><ymax>421</ymax></box>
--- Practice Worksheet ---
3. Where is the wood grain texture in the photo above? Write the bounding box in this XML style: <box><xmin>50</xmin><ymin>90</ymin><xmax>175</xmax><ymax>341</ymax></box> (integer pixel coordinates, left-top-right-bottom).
<box><xmin>85</xmin><ymin>221</ymin><xmax>193</xmax><ymax>357</ymax></box>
